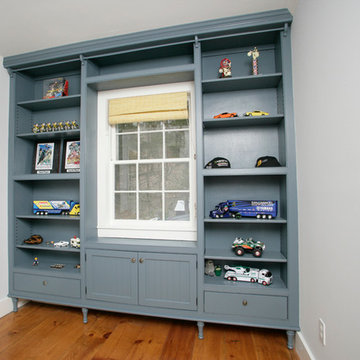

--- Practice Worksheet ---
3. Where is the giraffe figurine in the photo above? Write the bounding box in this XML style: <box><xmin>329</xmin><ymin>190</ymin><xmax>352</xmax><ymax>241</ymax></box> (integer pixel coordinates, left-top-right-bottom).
<box><xmin>247</xmin><ymin>47</ymin><xmax>260</xmax><ymax>75</ymax></box>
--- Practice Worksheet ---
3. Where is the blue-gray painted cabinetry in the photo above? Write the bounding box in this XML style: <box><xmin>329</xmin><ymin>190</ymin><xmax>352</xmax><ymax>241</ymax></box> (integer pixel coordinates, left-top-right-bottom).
<box><xmin>5</xmin><ymin>9</ymin><xmax>298</xmax><ymax>349</ymax></box>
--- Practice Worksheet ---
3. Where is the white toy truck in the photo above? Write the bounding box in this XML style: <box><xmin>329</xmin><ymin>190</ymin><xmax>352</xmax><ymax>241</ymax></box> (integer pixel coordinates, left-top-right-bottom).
<box><xmin>224</xmin><ymin>265</ymin><xmax>273</xmax><ymax>286</ymax></box>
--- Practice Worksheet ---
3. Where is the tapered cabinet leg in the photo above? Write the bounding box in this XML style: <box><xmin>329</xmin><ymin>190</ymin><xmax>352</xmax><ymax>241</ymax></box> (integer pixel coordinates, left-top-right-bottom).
<box><xmin>197</xmin><ymin>321</ymin><xmax>204</xmax><ymax>339</ymax></box>
<box><xmin>286</xmin><ymin>330</ymin><xmax>295</xmax><ymax>349</ymax></box>
<box><xmin>12</xmin><ymin>297</ymin><xmax>18</xmax><ymax>312</ymax></box>
<box><xmin>82</xmin><ymin>308</ymin><xmax>88</xmax><ymax>324</ymax></box>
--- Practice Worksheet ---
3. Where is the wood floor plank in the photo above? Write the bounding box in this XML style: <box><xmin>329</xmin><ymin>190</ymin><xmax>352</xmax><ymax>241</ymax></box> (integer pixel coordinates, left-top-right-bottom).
<box><xmin>159</xmin><ymin>320</ymin><xmax>196</xmax><ymax>360</ymax></box>
<box><xmin>58</xmin><ymin>311</ymin><xmax>122</xmax><ymax>360</ymax></box>
<box><xmin>0</xmin><ymin>303</ymin><xmax>300</xmax><ymax>360</ymax></box>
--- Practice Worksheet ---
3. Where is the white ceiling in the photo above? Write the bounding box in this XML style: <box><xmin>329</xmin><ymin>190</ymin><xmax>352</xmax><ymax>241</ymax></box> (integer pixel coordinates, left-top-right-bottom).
<box><xmin>0</xmin><ymin>0</ymin><xmax>297</xmax><ymax>58</ymax></box>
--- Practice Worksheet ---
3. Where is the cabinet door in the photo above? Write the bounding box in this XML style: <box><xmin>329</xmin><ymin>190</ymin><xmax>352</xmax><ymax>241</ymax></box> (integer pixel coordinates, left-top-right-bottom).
<box><xmin>138</xmin><ymin>253</ymin><xmax>197</xmax><ymax>310</ymax></box>
<box><xmin>86</xmin><ymin>250</ymin><xmax>138</xmax><ymax>305</ymax></box>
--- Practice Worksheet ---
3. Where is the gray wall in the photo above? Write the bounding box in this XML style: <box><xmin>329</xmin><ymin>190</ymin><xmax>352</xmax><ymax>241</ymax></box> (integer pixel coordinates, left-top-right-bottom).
<box><xmin>292</xmin><ymin>1</ymin><xmax>360</xmax><ymax>359</ymax></box>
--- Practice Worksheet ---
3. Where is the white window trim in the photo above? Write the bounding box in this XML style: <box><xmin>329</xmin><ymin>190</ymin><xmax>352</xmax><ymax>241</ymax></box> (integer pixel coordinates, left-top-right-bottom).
<box><xmin>97</xmin><ymin>82</ymin><xmax>197</xmax><ymax>241</ymax></box>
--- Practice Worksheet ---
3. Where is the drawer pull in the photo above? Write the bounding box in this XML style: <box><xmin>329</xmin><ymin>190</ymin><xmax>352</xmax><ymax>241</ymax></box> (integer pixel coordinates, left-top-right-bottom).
<box><xmin>139</xmin><ymin>258</ymin><xmax>144</xmax><ymax>264</ymax></box>
<box><xmin>242</xmin><ymin>299</ymin><xmax>248</xmax><ymax>306</ymax></box>
<box><xmin>42</xmin><ymin>281</ymin><xmax>48</xmax><ymax>286</ymax></box>
<box><xmin>131</xmin><ymin>258</ymin><xmax>136</xmax><ymax>263</ymax></box>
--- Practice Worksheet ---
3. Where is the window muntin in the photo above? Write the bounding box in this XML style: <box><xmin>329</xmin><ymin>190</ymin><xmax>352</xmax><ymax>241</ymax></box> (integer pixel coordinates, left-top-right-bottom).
<box><xmin>113</xmin><ymin>120</ymin><xmax>190</xmax><ymax>222</ymax></box>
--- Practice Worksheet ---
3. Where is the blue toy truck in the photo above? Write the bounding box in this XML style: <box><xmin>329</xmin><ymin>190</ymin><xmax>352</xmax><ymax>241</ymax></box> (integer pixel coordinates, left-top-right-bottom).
<box><xmin>210</xmin><ymin>200</ymin><xmax>277</xmax><ymax>219</ymax></box>
<box><xmin>33</xmin><ymin>200</ymin><xmax>80</xmax><ymax>216</ymax></box>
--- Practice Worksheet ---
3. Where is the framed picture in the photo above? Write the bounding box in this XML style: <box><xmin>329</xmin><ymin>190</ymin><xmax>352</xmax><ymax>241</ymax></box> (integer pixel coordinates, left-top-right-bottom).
<box><xmin>63</xmin><ymin>140</ymin><xmax>80</xmax><ymax>173</ymax></box>
<box><xmin>33</xmin><ymin>142</ymin><xmax>60</xmax><ymax>174</ymax></box>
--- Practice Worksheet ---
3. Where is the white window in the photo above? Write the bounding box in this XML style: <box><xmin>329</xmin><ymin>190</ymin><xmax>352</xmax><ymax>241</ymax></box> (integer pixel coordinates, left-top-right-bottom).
<box><xmin>97</xmin><ymin>82</ymin><xmax>196</xmax><ymax>241</ymax></box>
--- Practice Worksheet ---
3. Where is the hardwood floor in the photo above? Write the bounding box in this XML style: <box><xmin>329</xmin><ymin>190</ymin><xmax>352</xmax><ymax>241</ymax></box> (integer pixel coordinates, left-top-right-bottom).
<box><xmin>0</xmin><ymin>302</ymin><xmax>299</xmax><ymax>360</ymax></box>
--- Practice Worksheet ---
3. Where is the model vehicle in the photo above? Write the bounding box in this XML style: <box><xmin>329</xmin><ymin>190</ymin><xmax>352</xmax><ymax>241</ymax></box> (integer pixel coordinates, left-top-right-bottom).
<box><xmin>209</xmin><ymin>200</ymin><xmax>277</xmax><ymax>219</ymax></box>
<box><xmin>224</xmin><ymin>264</ymin><xmax>272</xmax><ymax>286</ymax></box>
<box><xmin>209</xmin><ymin>202</ymin><xmax>231</xmax><ymax>218</ymax></box>
<box><xmin>54</xmin><ymin>241</ymin><xmax>69</xmax><ymax>247</ymax></box>
<box><xmin>213</xmin><ymin>112</ymin><xmax>238</xmax><ymax>119</ymax></box>
<box><xmin>228</xmin><ymin>200</ymin><xmax>277</xmax><ymax>219</ymax></box>
<box><xmin>70</xmin><ymin>236</ymin><xmax>80</xmax><ymax>249</ymax></box>
<box><xmin>232</xmin><ymin>237</ymin><xmax>265</xmax><ymax>257</ymax></box>
<box><xmin>244</xmin><ymin>110</ymin><xmax>269</xmax><ymax>116</ymax></box>
<box><xmin>33</xmin><ymin>200</ymin><xmax>80</xmax><ymax>216</ymax></box>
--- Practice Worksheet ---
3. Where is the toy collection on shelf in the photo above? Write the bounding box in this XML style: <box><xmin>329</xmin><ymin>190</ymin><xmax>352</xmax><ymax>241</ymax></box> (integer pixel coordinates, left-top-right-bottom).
<box><xmin>32</xmin><ymin>120</ymin><xmax>79</xmax><ymax>134</ymax></box>
<box><xmin>214</xmin><ymin>47</ymin><xmax>270</xmax><ymax>119</ymax></box>
<box><xmin>203</xmin><ymin>46</ymin><xmax>279</xmax><ymax>287</ymax></box>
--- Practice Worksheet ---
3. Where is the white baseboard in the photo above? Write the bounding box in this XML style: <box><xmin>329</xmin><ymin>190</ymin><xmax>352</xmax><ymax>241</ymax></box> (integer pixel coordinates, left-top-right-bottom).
<box><xmin>0</xmin><ymin>297</ymin><xmax>28</xmax><ymax>318</ymax></box>
<box><xmin>296</xmin><ymin>332</ymin><xmax>316</xmax><ymax>360</ymax></box>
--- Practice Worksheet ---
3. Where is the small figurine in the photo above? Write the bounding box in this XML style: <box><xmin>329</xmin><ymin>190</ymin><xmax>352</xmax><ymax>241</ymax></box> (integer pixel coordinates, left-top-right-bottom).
<box><xmin>71</xmin><ymin>121</ymin><xmax>79</xmax><ymax>129</ymax></box>
<box><xmin>218</xmin><ymin>58</ymin><xmax>232</xmax><ymax>78</ymax></box>
<box><xmin>52</xmin><ymin>122</ymin><xmax>58</xmax><ymax>131</ymax></box>
<box><xmin>39</xmin><ymin>123</ymin><xmax>46</xmax><ymax>133</ymax></box>
<box><xmin>64</xmin><ymin>121</ymin><xmax>71</xmax><ymax>130</ymax></box>
<box><xmin>70</xmin><ymin>236</ymin><xmax>80</xmax><ymax>249</ymax></box>
<box><xmin>215</xmin><ymin>265</ymin><xmax>222</xmax><ymax>276</ymax></box>
<box><xmin>247</xmin><ymin>47</ymin><xmax>260</xmax><ymax>75</ymax></box>
<box><xmin>32</xmin><ymin>257</ymin><xmax>39</xmax><ymax>266</ymax></box>
<box><xmin>32</xmin><ymin>124</ymin><xmax>40</xmax><ymax>133</ymax></box>
<box><xmin>205</xmin><ymin>259</ymin><xmax>215</xmax><ymax>276</ymax></box>
<box><xmin>58</xmin><ymin>122</ymin><xmax>64</xmax><ymax>131</ymax></box>
<box><xmin>46</xmin><ymin>123</ymin><xmax>52</xmax><ymax>132</ymax></box>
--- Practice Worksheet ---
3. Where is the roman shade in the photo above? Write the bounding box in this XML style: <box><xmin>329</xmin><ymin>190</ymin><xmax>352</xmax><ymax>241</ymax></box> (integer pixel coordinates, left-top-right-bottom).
<box><xmin>108</xmin><ymin>91</ymin><xmax>188</xmax><ymax>124</ymax></box>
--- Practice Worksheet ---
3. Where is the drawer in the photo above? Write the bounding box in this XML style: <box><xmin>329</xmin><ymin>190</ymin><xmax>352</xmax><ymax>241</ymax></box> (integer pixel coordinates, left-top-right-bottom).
<box><xmin>204</xmin><ymin>291</ymin><xmax>287</xmax><ymax>320</ymax></box>
<box><xmin>14</xmin><ymin>273</ymin><xmax>81</xmax><ymax>299</ymax></box>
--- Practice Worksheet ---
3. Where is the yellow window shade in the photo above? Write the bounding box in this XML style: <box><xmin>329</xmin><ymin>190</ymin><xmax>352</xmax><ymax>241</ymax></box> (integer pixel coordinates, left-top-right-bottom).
<box><xmin>109</xmin><ymin>92</ymin><xmax>188</xmax><ymax>124</ymax></box>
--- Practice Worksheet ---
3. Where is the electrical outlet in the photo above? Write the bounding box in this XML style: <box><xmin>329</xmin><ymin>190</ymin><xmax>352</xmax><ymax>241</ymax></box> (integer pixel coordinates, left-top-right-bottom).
<box><xmin>319</xmin><ymin>318</ymin><xmax>326</xmax><ymax>346</ymax></box>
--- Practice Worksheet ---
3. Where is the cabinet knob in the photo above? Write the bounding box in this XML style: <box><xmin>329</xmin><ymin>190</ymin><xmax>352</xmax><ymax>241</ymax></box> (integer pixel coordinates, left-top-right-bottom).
<box><xmin>242</xmin><ymin>299</ymin><xmax>248</xmax><ymax>306</ymax></box>
<box><xmin>139</xmin><ymin>258</ymin><xmax>144</xmax><ymax>264</ymax></box>
<box><xmin>42</xmin><ymin>281</ymin><xmax>48</xmax><ymax>286</ymax></box>
<box><xmin>131</xmin><ymin>258</ymin><xmax>136</xmax><ymax>263</ymax></box>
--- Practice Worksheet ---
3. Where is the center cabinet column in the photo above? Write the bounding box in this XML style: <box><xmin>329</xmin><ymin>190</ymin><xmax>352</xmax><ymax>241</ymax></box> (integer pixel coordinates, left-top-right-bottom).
<box><xmin>194</xmin><ymin>38</ymin><xmax>205</xmax><ymax>318</ymax></box>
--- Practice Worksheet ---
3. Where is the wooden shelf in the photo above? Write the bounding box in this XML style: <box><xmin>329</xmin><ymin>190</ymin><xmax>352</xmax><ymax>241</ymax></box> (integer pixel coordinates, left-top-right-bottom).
<box><xmin>17</xmin><ymin>95</ymin><xmax>81</xmax><ymax>111</ymax></box>
<box><xmin>202</xmin><ymin>73</ymin><xmax>282</xmax><ymax>93</ymax></box>
<box><xmin>203</xmin><ymin>115</ymin><xmax>284</xmax><ymax>128</ymax></box>
<box><xmin>13</xmin><ymin>173</ymin><xmax>80</xmax><ymax>181</ymax></box>
<box><xmin>205</xmin><ymin>248</ymin><xmax>287</xmax><ymax>263</ymax></box>
<box><xmin>17</xmin><ymin>129</ymin><xmax>80</xmax><ymax>140</ymax></box>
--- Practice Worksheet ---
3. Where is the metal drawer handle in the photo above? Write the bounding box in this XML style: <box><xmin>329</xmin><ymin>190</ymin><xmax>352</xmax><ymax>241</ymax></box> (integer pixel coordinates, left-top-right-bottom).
<box><xmin>131</xmin><ymin>258</ymin><xmax>136</xmax><ymax>263</ymax></box>
<box><xmin>43</xmin><ymin>281</ymin><xmax>48</xmax><ymax>286</ymax></box>
<box><xmin>139</xmin><ymin>258</ymin><xmax>144</xmax><ymax>264</ymax></box>
<box><xmin>242</xmin><ymin>299</ymin><xmax>248</xmax><ymax>306</ymax></box>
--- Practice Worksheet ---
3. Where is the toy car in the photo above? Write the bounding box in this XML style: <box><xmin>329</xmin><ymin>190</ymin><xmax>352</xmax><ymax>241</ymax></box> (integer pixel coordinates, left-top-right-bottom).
<box><xmin>232</xmin><ymin>237</ymin><xmax>265</xmax><ymax>257</ymax></box>
<box><xmin>244</xmin><ymin>110</ymin><xmax>269</xmax><ymax>116</ymax></box>
<box><xmin>54</xmin><ymin>241</ymin><xmax>69</xmax><ymax>247</ymax></box>
<box><xmin>213</xmin><ymin>112</ymin><xmax>238</xmax><ymax>119</ymax></box>
<box><xmin>224</xmin><ymin>265</ymin><xmax>272</xmax><ymax>286</ymax></box>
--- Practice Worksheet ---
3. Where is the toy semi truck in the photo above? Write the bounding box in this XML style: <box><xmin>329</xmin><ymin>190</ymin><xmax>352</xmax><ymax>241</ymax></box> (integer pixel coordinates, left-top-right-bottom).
<box><xmin>210</xmin><ymin>200</ymin><xmax>277</xmax><ymax>219</ymax></box>
<box><xmin>33</xmin><ymin>201</ymin><xmax>80</xmax><ymax>216</ymax></box>
<box><xmin>224</xmin><ymin>264</ymin><xmax>273</xmax><ymax>286</ymax></box>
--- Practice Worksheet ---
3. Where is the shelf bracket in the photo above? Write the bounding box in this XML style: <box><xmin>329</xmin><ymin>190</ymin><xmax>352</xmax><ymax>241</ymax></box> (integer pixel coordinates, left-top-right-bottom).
<box><xmin>283</xmin><ymin>23</ymin><xmax>289</xmax><ymax>37</ymax></box>
<box><xmin>195</xmin><ymin>36</ymin><xmax>200</xmax><ymax>48</ymax></box>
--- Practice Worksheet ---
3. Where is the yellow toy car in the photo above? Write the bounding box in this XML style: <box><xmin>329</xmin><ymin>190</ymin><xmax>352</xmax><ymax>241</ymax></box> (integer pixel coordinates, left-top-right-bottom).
<box><xmin>244</xmin><ymin>110</ymin><xmax>269</xmax><ymax>116</ymax></box>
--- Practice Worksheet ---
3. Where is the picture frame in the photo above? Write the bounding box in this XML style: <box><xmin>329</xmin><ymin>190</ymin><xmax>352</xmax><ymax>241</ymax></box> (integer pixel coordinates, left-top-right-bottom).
<box><xmin>33</xmin><ymin>141</ymin><xmax>60</xmax><ymax>174</ymax></box>
<box><xmin>63</xmin><ymin>140</ymin><xmax>80</xmax><ymax>173</ymax></box>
